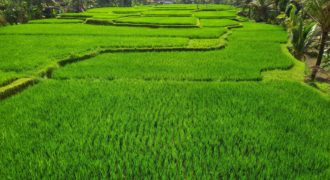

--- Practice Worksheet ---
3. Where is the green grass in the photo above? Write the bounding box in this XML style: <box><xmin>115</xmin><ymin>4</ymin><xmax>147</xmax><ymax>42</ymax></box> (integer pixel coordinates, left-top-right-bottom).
<box><xmin>0</xmin><ymin>80</ymin><xmax>329</xmax><ymax>178</ymax></box>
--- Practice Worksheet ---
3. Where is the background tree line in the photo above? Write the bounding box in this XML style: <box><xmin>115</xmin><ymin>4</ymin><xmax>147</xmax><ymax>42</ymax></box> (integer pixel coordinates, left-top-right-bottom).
<box><xmin>0</xmin><ymin>0</ymin><xmax>240</xmax><ymax>25</ymax></box>
<box><xmin>0</xmin><ymin>0</ymin><xmax>136</xmax><ymax>25</ymax></box>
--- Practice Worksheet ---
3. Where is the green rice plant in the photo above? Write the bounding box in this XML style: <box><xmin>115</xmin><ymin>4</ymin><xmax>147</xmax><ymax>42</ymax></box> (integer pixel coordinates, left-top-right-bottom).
<box><xmin>112</xmin><ymin>10</ymin><xmax>143</xmax><ymax>14</ymax></box>
<box><xmin>200</xmin><ymin>19</ymin><xmax>240</xmax><ymax>27</ymax></box>
<box><xmin>58</xmin><ymin>12</ymin><xmax>128</xmax><ymax>21</ymax></box>
<box><xmin>262</xmin><ymin>45</ymin><xmax>305</xmax><ymax>82</ymax></box>
<box><xmin>0</xmin><ymin>80</ymin><xmax>329</xmax><ymax>178</ymax></box>
<box><xmin>81</xmin><ymin>6</ymin><xmax>149</xmax><ymax>13</ymax></box>
<box><xmin>142</xmin><ymin>10</ymin><xmax>192</xmax><ymax>17</ymax></box>
<box><xmin>114</xmin><ymin>17</ymin><xmax>197</xmax><ymax>26</ymax></box>
<box><xmin>0</xmin><ymin>34</ymin><xmax>189</xmax><ymax>85</ymax></box>
<box><xmin>91</xmin><ymin>14</ymin><xmax>127</xmax><ymax>20</ymax></box>
<box><xmin>230</xmin><ymin>29</ymin><xmax>288</xmax><ymax>43</ymax></box>
<box><xmin>240</xmin><ymin>21</ymin><xmax>284</xmax><ymax>30</ymax></box>
<box><xmin>0</xmin><ymin>71</ymin><xmax>20</xmax><ymax>86</ymax></box>
<box><xmin>187</xmin><ymin>38</ymin><xmax>225</xmax><ymax>48</ymax></box>
<box><xmin>152</xmin><ymin>4</ymin><xmax>197</xmax><ymax>10</ymax></box>
<box><xmin>1</xmin><ymin>4</ymin><xmax>330</xmax><ymax>179</ymax></box>
<box><xmin>28</xmin><ymin>19</ymin><xmax>84</xmax><ymax>24</ymax></box>
<box><xmin>194</xmin><ymin>10</ymin><xmax>237</xmax><ymax>19</ymax></box>
<box><xmin>53</xmin><ymin>40</ymin><xmax>293</xmax><ymax>81</ymax></box>
<box><xmin>52</xmin><ymin>21</ymin><xmax>290</xmax><ymax>82</ymax></box>
<box><xmin>84</xmin><ymin>7</ymin><xmax>122</xmax><ymax>13</ymax></box>
<box><xmin>58</xmin><ymin>13</ymin><xmax>93</xmax><ymax>19</ymax></box>
<box><xmin>197</xmin><ymin>4</ymin><xmax>235</xmax><ymax>11</ymax></box>
<box><xmin>0</xmin><ymin>24</ymin><xmax>224</xmax><ymax>38</ymax></box>
<box><xmin>230</xmin><ymin>22</ymin><xmax>287</xmax><ymax>43</ymax></box>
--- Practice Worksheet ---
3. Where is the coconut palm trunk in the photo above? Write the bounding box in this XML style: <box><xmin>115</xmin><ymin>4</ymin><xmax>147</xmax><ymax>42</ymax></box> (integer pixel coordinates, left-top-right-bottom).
<box><xmin>311</xmin><ymin>31</ymin><xmax>328</xmax><ymax>80</ymax></box>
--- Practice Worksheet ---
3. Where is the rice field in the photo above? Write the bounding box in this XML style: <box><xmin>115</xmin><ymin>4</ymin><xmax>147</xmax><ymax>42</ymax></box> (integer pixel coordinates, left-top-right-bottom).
<box><xmin>113</xmin><ymin>16</ymin><xmax>197</xmax><ymax>25</ymax></box>
<box><xmin>0</xmin><ymin>35</ymin><xmax>189</xmax><ymax>80</ymax></box>
<box><xmin>0</xmin><ymin>4</ymin><xmax>329</xmax><ymax>179</ymax></box>
<box><xmin>142</xmin><ymin>10</ymin><xmax>192</xmax><ymax>17</ymax></box>
<box><xmin>0</xmin><ymin>24</ymin><xmax>225</xmax><ymax>37</ymax></box>
<box><xmin>194</xmin><ymin>10</ymin><xmax>238</xmax><ymax>19</ymax></box>
<box><xmin>200</xmin><ymin>19</ymin><xmax>240</xmax><ymax>27</ymax></box>
<box><xmin>53</xmin><ymin>39</ymin><xmax>293</xmax><ymax>81</ymax></box>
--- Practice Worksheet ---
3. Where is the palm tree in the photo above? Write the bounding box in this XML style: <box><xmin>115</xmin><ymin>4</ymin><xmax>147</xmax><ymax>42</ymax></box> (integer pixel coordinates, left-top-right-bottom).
<box><xmin>303</xmin><ymin>0</ymin><xmax>330</xmax><ymax>80</ymax></box>
<box><xmin>287</xmin><ymin>4</ymin><xmax>317</xmax><ymax>59</ymax></box>
<box><xmin>249</xmin><ymin>0</ymin><xmax>273</xmax><ymax>22</ymax></box>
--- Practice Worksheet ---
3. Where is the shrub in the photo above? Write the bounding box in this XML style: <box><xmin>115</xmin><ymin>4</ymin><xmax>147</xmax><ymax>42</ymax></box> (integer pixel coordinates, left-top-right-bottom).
<box><xmin>3</xmin><ymin>4</ymin><xmax>29</xmax><ymax>24</ymax></box>
<box><xmin>0</xmin><ymin>12</ymin><xmax>6</xmax><ymax>26</ymax></box>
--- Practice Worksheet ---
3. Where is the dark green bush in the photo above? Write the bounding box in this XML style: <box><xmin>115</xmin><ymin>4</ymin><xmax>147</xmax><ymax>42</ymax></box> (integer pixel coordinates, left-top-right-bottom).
<box><xmin>3</xmin><ymin>4</ymin><xmax>29</xmax><ymax>24</ymax></box>
<box><xmin>0</xmin><ymin>12</ymin><xmax>6</xmax><ymax>26</ymax></box>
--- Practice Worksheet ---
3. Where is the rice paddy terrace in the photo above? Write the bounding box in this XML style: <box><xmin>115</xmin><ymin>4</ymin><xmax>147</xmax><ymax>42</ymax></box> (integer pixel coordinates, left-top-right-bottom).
<box><xmin>0</xmin><ymin>4</ymin><xmax>330</xmax><ymax>178</ymax></box>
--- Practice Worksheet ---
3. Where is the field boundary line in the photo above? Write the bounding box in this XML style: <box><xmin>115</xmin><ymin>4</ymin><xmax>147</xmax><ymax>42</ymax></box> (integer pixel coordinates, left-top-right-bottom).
<box><xmin>52</xmin><ymin>76</ymin><xmax>262</xmax><ymax>82</ymax></box>
<box><xmin>85</xmin><ymin>18</ymin><xmax>200</xmax><ymax>28</ymax></box>
<box><xmin>0</xmin><ymin>78</ymin><xmax>37</xmax><ymax>100</ymax></box>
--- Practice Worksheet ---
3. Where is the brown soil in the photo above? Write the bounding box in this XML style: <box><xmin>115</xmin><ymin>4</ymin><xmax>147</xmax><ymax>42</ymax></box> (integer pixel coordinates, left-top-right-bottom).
<box><xmin>305</xmin><ymin>56</ymin><xmax>330</xmax><ymax>83</ymax></box>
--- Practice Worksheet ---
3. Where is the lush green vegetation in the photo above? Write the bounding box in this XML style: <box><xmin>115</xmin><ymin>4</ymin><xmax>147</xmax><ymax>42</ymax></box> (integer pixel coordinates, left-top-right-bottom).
<box><xmin>1</xmin><ymin>80</ymin><xmax>329</xmax><ymax>178</ymax></box>
<box><xmin>0</xmin><ymin>4</ymin><xmax>330</xmax><ymax>178</ymax></box>
<box><xmin>0</xmin><ymin>24</ymin><xmax>225</xmax><ymax>37</ymax></box>
<box><xmin>28</xmin><ymin>19</ymin><xmax>84</xmax><ymax>24</ymax></box>
<box><xmin>0</xmin><ymin>71</ymin><xmax>20</xmax><ymax>86</ymax></box>
<box><xmin>0</xmin><ymin>35</ymin><xmax>189</xmax><ymax>79</ymax></box>
<box><xmin>200</xmin><ymin>19</ymin><xmax>240</xmax><ymax>27</ymax></box>
<box><xmin>142</xmin><ymin>10</ymin><xmax>192</xmax><ymax>17</ymax></box>
<box><xmin>53</xmin><ymin>24</ymin><xmax>292</xmax><ymax>81</ymax></box>
<box><xmin>113</xmin><ymin>16</ymin><xmax>197</xmax><ymax>25</ymax></box>
<box><xmin>194</xmin><ymin>10</ymin><xmax>238</xmax><ymax>19</ymax></box>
